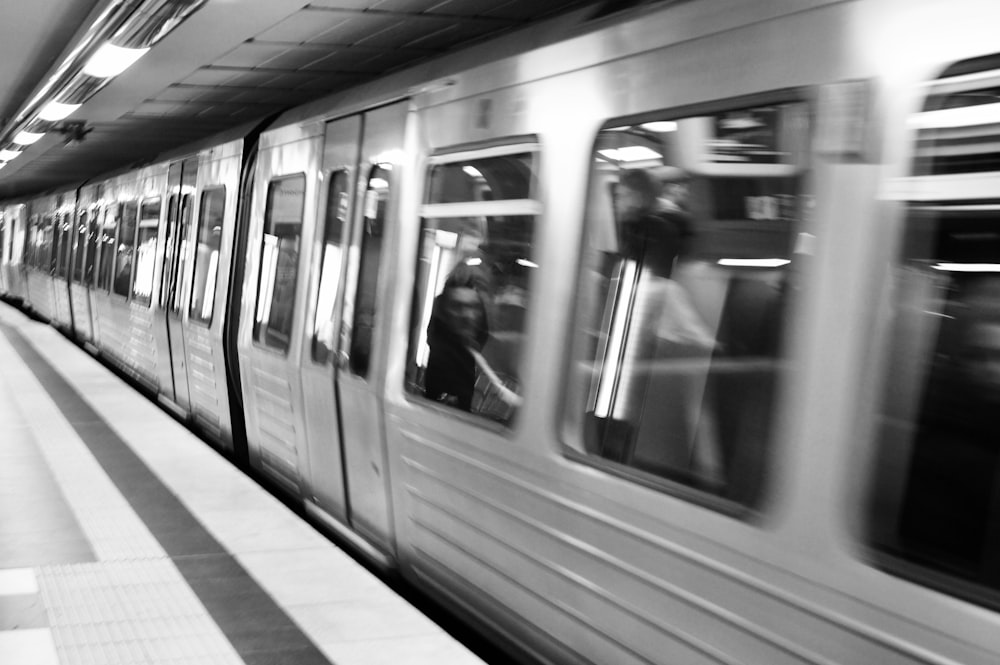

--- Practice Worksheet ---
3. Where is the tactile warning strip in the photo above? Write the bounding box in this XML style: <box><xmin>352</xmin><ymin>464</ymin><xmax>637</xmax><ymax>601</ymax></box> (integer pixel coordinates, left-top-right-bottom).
<box><xmin>39</xmin><ymin>560</ymin><xmax>242</xmax><ymax>665</ymax></box>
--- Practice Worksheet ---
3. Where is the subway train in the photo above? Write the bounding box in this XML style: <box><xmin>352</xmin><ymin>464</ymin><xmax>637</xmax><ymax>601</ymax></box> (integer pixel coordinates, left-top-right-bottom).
<box><xmin>3</xmin><ymin>0</ymin><xmax>1000</xmax><ymax>662</ymax></box>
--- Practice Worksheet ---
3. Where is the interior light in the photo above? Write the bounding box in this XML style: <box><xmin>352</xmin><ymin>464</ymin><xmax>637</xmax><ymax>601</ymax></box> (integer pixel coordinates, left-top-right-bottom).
<box><xmin>83</xmin><ymin>43</ymin><xmax>150</xmax><ymax>78</ymax></box>
<box><xmin>0</xmin><ymin>149</ymin><xmax>23</xmax><ymax>161</ymax></box>
<box><xmin>463</xmin><ymin>166</ymin><xmax>483</xmax><ymax>178</ymax></box>
<box><xmin>39</xmin><ymin>101</ymin><xmax>81</xmax><ymax>121</ymax></box>
<box><xmin>910</xmin><ymin>102</ymin><xmax>1000</xmax><ymax>129</ymax></box>
<box><xmin>516</xmin><ymin>258</ymin><xmax>538</xmax><ymax>268</ymax></box>
<box><xmin>465</xmin><ymin>257</ymin><xmax>482</xmax><ymax>266</ymax></box>
<box><xmin>597</xmin><ymin>146</ymin><xmax>662</xmax><ymax>163</ymax></box>
<box><xmin>932</xmin><ymin>262</ymin><xmax>1000</xmax><ymax>272</ymax></box>
<box><xmin>13</xmin><ymin>131</ymin><xmax>45</xmax><ymax>145</ymax></box>
<box><xmin>640</xmin><ymin>121</ymin><xmax>678</xmax><ymax>133</ymax></box>
<box><xmin>718</xmin><ymin>258</ymin><xmax>791</xmax><ymax>268</ymax></box>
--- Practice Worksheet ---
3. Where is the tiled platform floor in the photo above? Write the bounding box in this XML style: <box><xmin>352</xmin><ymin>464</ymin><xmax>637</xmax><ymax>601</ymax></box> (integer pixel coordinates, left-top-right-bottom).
<box><xmin>0</xmin><ymin>301</ymin><xmax>485</xmax><ymax>665</ymax></box>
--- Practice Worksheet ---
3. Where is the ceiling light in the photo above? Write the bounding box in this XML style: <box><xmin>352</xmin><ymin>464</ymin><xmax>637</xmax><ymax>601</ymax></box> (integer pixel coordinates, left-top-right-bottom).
<box><xmin>0</xmin><ymin>149</ymin><xmax>23</xmax><ymax>161</ymax></box>
<box><xmin>13</xmin><ymin>131</ymin><xmax>45</xmax><ymax>145</ymax></box>
<box><xmin>82</xmin><ymin>43</ymin><xmax>150</xmax><ymax>78</ymax></box>
<box><xmin>932</xmin><ymin>262</ymin><xmax>1000</xmax><ymax>272</ymax></box>
<box><xmin>718</xmin><ymin>258</ymin><xmax>791</xmax><ymax>268</ymax></box>
<box><xmin>598</xmin><ymin>146</ymin><xmax>662</xmax><ymax>163</ymax></box>
<box><xmin>38</xmin><ymin>101</ymin><xmax>82</xmax><ymax>121</ymax></box>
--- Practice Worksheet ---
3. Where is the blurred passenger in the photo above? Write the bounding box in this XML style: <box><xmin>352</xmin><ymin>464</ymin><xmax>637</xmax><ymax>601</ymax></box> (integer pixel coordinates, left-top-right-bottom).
<box><xmin>616</xmin><ymin>168</ymin><xmax>690</xmax><ymax>278</ymax></box>
<box><xmin>901</xmin><ymin>278</ymin><xmax>1000</xmax><ymax>565</ymax></box>
<box><xmin>610</xmin><ymin>168</ymin><xmax>722</xmax><ymax>489</ymax></box>
<box><xmin>425</xmin><ymin>270</ymin><xmax>490</xmax><ymax>411</ymax></box>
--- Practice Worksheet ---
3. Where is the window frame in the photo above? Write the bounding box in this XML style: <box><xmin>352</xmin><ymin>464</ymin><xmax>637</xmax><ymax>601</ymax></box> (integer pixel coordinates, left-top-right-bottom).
<box><xmin>188</xmin><ymin>187</ymin><xmax>226</xmax><ymax>326</ymax></box>
<box><xmin>560</xmin><ymin>92</ymin><xmax>811</xmax><ymax>517</ymax></box>
<box><xmin>403</xmin><ymin>139</ymin><xmax>542</xmax><ymax>428</ymax></box>
<box><xmin>131</xmin><ymin>197</ymin><xmax>161</xmax><ymax>306</ymax></box>
<box><xmin>253</xmin><ymin>173</ymin><xmax>307</xmax><ymax>354</ymax></box>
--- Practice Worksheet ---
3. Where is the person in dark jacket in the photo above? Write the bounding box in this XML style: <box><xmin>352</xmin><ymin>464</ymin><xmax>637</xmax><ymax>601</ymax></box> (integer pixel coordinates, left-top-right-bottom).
<box><xmin>424</xmin><ymin>269</ymin><xmax>489</xmax><ymax>411</ymax></box>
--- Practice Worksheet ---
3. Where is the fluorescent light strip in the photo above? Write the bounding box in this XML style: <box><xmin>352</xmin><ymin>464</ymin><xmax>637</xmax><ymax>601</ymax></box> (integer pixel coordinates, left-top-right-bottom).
<box><xmin>13</xmin><ymin>131</ymin><xmax>44</xmax><ymax>145</ymax></box>
<box><xmin>932</xmin><ymin>262</ymin><xmax>1000</xmax><ymax>272</ymax></box>
<box><xmin>38</xmin><ymin>101</ymin><xmax>81</xmax><ymax>121</ymax></box>
<box><xmin>718</xmin><ymin>258</ymin><xmax>791</xmax><ymax>268</ymax></box>
<box><xmin>0</xmin><ymin>149</ymin><xmax>23</xmax><ymax>161</ymax></box>
<box><xmin>910</xmin><ymin>102</ymin><xmax>1000</xmax><ymax>129</ymax></box>
<box><xmin>83</xmin><ymin>43</ymin><xmax>149</xmax><ymax>78</ymax></box>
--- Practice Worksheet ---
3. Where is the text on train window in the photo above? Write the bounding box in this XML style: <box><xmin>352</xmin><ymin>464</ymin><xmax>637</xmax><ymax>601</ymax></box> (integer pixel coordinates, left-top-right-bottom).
<box><xmin>404</xmin><ymin>145</ymin><xmax>539</xmax><ymax>424</ymax></box>
<box><xmin>868</xmin><ymin>56</ymin><xmax>1000</xmax><ymax>608</ymax></box>
<box><xmin>254</xmin><ymin>174</ymin><xmax>305</xmax><ymax>352</ymax></box>
<box><xmin>565</xmin><ymin>102</ymin><xmax>810</xmax><ymax>507</ymax></box>
<box><xmin>312</xmin><ymin>170</ymin><xmax>349</xmax><ymax>364</ymax></box>
<box><xmin>132</xmin><ymin>198</ymin><xmax>160</xmax><ymax>305</ymax></box>
<box><xmin>113</xmin><ymin>202</ymin><xmax>138</xmax><ymax>297</ymax></box>
<box><xmin>189</xmin><ymin>188</ymin><xmax>225</xmax><ymax>325</ymax></box>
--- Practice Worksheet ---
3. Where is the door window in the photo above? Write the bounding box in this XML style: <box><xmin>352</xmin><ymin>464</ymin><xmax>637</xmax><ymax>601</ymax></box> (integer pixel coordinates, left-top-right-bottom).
<box><xmin>132</xmin><ymin>198</ymin><xmax>160</xmax><ymax>305</ymax></box>
<box><xmin>254</xmin><ymin>174</ymin><xmax>306</xmax><ymax>352</ymax></box>
<box><xmin>189</xmin><ymin>188</ymin><xmax>225</xmax><ymax>324</ymax></box>
<box><xmin>312</xmin><ymin>171</ymin><xmax>350</xmax><ymax>363</ymax></box>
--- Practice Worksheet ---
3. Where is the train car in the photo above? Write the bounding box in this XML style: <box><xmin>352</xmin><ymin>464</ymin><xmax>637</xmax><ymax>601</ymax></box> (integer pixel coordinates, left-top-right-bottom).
<box><xmin>5</xmin><ymin>0</ymin><xmax>1000</xmax><ymax>663</ymax></box>
<box><xmin>0</xmin><ymin>201</ymin><xmax>27</xmax><ymax>302</ymax></box>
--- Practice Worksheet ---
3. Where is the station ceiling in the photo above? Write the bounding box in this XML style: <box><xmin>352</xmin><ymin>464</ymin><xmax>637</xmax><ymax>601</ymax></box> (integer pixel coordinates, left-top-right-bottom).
<box><xmin>0</xmin><ymin>0</ymin><xmax>608</xmax><ymax>200</ymax></box>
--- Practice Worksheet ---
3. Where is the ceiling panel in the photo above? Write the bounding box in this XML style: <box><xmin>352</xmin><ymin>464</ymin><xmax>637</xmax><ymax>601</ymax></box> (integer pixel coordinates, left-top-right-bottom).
<box><xmin>0</xmin><ymin>0</ymin><xmax>604</xmax><ymax>199</ymax></box>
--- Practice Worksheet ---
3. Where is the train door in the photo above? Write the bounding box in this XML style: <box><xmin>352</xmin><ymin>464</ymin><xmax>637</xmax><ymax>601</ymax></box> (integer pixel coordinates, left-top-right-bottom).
<box><xmin>300</xmin><ymin>115</ymin><xmax>361</xmax><ymax>525</ymax></box>
<box><xmin>159</xmin><ymin>159</ymin><xmax>197</xmax><ymax>411</ymax></box>
<box><xmin>333</xmin><ymin>101</ymin><xmax>406</xmax><ymax>550</ymax></box>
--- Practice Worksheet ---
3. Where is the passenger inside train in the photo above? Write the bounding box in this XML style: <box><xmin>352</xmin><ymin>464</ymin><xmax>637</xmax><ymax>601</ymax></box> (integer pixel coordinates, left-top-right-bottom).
<box><xmin>405</xmin><ymin>150</ymin><xmax>536</xmax><ymax>423</ymax></box>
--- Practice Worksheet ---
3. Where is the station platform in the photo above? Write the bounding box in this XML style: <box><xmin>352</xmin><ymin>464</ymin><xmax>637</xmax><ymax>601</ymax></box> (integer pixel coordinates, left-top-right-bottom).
<box><xmin>0</xmin><ymin>301</ymin><xmax>486</xmax><ymax>665</ymax></box>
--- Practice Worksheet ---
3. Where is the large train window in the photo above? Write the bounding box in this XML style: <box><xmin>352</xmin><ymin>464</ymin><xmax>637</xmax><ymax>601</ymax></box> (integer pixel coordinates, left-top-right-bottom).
<box><xmin>404</xmin><ymin>144</ymin><xmax>539</xmax><ymax>423</ymax></box>
<box><xmin>867</xmin><ymin>56</ymin><xmax>1000</xmax><ymax>607</ymax></box>
<box><xmin>189</xmin><ymin>188</ymin><xmax>225</xmax><ymax>324</ymax></box>
<box><xmin>311</xmin><ymin>170</ymin><xmax>349</xmax><ymax>364</ymax></box>
<box><xmin>565</xmin><ymin>101</ymin><xmax>809</xmax><ymax>507</ymax></box>
<box><xmin>254</xmin><ymin>174</ymin><xmax>305</xmax><ymax>352</ymax></box>
<box><xmin>132</xmin><ymin>198</ymin><xmax>160</xmax><ymax>305</ymax></box>
<box><xmin>112</xmin><ymin>201</ymin><xmax>138</xmax><ymax>297</ymax></box>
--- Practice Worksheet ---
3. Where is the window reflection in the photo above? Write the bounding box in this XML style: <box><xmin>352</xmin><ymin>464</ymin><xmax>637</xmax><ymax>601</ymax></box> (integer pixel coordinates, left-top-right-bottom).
<box><xmin>568</xmin><ymin>102</ymin><xmax>808</xmax><ymax>505</ymax></box>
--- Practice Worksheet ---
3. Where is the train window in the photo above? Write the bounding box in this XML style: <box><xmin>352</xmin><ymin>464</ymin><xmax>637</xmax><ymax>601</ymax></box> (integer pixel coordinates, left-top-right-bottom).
<box><xmin>867</xmin><ymin>57</ymin><xmax>1000</xmax><ymax>607</ymax></box>
<box><xmin>71</xmin><ymin>212</ymin><xmax>88</xmax><ymax>284</ymax></box>
<box><xmin>254</xmin><ymin>174</ymin><xmax>305</xmax><ymax>352</ymax></box>
<box><xmin>189</xmin><ymin>188</ymin><xmax>225</xmax><ymax>324</ymax></box>
<box><xmin>113</xmin><ymin>202</ymin><xmax>138</xmax><ymax>297</ymax></box>
<box><xmin>84</xmin><ymin>212</ymin><xmax>98</xmax><ymax>286</ymax></box>
<box><xmin>97</xmin><ymin>206</ymin><xmax>117</xmax><ymax>292</ymax></box>
<box><xmin>132</xmin><ymin>198</ymin><xmax>160</xmax><ymax>305</ymax></box>
<box><xmin>565</xmin><ymin>101</ymin><xmax>809</xmax><ymax>507</ymax></box>
<box><xmin>311</xmin><ymin>170</ymin><xmax>349</xmax><ymax>364</ymax></box>
<box><xmin>39</xmin><ymin>214</ymin><xmax>55</xmax><ymax>272</ymax></box>
<box><xmin>347</xmin><ymin>165</ymin><xmax>390</xmax><ymax>377</ymax></box>
<box><xmin>164</xmin><ymin>194</ymin><xmax>194</xmax><ymax>313</ymax></box>
<box><xmin>55</xmin><ymin>214</ymin><xmax>72</xmax><ymax>279</ymax></box>
<box><xmin>405</xmin><ymin>145</ymin><xmax>539</xmax><ymax>423</ymax></box>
